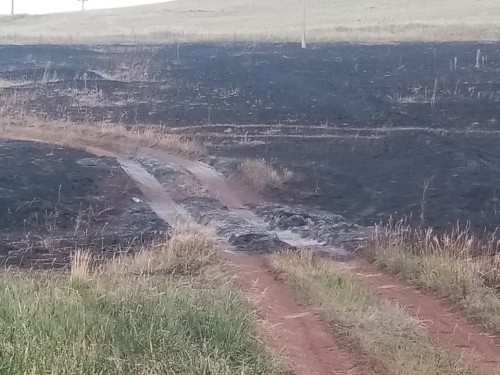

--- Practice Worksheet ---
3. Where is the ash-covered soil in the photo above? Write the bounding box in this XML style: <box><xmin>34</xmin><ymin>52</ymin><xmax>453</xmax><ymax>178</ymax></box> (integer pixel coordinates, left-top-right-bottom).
<box><xmin>0</xmin><ymin>140</ymin><xmax>165</xmax><ymax>268</ymax></box>
<box><xmin>2</xmin><ymin>43</ymin><xmax>500</xmax><ymax>233</ymax></box>
<box><xmin>208</xmin><ymin>130</ymin><xmax>500</xmax><ymax>232</ymax></box>
<box><xmin>2</xmin><ymin>43</ymin><xmax>500</xmax><ymax>129</ymax></box>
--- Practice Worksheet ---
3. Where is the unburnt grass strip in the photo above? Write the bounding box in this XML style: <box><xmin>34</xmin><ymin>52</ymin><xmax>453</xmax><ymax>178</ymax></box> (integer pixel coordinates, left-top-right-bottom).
<box><xmin>0</xmin><ymin>116</ymin><xmax>205</xmax><ymax>156</ymax></box>
<box><xmin>0</xmin><ymin>225</ymin><xmax>284</xmax><ymax>375</ymax></box>
<box><xmin>267</xmin><ymin>249</ymin><xmax>474</xmax><ymax>375</ymax></box>
<box><xmin>370</xmin><ymin>221</ymin><xmax>500</xmax><ymax>333</ymax></box>
<box><xmin>3</xmin><ymin>0</ymin><xmax>500</xmax><ymax>44</ymax></box>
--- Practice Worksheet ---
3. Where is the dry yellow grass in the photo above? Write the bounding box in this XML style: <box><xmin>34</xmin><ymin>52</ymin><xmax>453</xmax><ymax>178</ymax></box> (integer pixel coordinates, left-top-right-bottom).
<box><xmin>370</xmin><ymin>220</ymin><xmax>500</xmax><ymax>332</ymax></box>
<box><xmin>70</xmin><ymin>250</ymin><xmax>93</xmax><ymax>282</ymax></box>
<box><xmin>0</xmin><ymin>79</ymin><xmax>31</xmax><ymax>88</ymax></box>
<box><xmin>1</xmin><ymin>0</ymin><xmax>500</xmax><ymax>44</ymax></box>
<box><xmin>268</xmin><ymin>249</ymin><xmax>472</xmax><ymax>375</ymax></box>
<box><xmin>0</xmin><ymin>115</ymin><xmax>205</xmax><ymax>156</ymax></box>
<box><xmin>238</xmin><ymin>158</ymin><xmax>292</xmax><ymax>192</ymax></box>
<box><xmin>107</xmin><ymin>223</ymin><xmax>218</xmax><ymax>276</ymax></box>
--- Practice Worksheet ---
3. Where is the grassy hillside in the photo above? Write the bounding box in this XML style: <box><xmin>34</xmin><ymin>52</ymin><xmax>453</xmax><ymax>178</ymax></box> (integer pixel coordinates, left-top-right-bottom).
<box><xmin>1</xmin><ymin>0</ymin><xmax>500</xmax><ymax>44</ymax></box>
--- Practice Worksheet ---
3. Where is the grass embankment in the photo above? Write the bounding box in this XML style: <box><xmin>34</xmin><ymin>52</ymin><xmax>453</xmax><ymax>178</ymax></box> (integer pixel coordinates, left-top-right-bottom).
<box><xmin>268</xmin><ymin>250</ymin><xmax>472</xmax><ymax>375</ymax></box>
<box><xmin>0</xmin><ymin>225</ymin><xmax>282</xmax><ymax>375</ymax></box>
<box><xmin>370</xmin><ymin>222</ymin><xmax>500</xmax><ymax>332</ymax></box>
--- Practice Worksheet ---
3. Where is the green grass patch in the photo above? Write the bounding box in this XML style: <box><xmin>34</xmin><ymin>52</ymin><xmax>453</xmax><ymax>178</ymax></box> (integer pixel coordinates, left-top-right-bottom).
<box><xmin>0</xmin><ymin>224</ymin><xmax>283</xmax><ymax>375</ymax></box>
<box><xmin>0</xmin><ymin>274</ymin><xmax>277</xmax><ymax>375</ymax></box>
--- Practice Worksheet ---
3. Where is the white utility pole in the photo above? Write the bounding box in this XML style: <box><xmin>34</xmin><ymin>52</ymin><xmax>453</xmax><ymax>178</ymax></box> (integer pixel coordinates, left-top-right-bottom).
<box><xmin>11</xmin><ymin>0</ymin><xmax>14</xmax><ymax>15</ymax></box>
<box><xmin>78</xmin><ymin>0</ymin><xmax>89</xmax><ymax>11</ymax></box>
<box><xmin>301</xmin><ymin>0</ymin><xmax>307</xmax><ymax>49</ymax></box>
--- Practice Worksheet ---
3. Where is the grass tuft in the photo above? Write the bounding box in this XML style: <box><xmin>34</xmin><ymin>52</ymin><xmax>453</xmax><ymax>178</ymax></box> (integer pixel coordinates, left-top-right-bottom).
<box><xmin>238</xmin><ymin>158</ymin><xmax>292</xmax><ymax>192</ymax></box>
<box><xmin>108</xmin><ymin>223</ymin><xmax>218</xmax><ymax>276</ymax></box>
<box><xmin>70</xmin><ymin>250</ymin><xmax>93</xmax><ymax>283</ymax></box>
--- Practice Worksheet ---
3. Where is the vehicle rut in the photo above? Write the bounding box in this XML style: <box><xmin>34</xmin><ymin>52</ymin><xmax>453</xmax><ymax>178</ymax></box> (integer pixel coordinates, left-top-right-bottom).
<box><xmin>347</xmin><ymin>260</ymin><xmax>500</xmax><ymax>375</ymax></box>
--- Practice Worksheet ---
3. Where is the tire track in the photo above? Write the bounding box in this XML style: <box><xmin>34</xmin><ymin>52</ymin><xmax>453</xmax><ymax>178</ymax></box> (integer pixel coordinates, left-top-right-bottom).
<box><xmin>139</xmin><ymin>147</ymin><xmax>347</xmax><ymax>255</ymax></box>
<box><xmin>346</xmin><ymin>260</ymin><xmax>500</xmax><ymax>375</ymax></box>
<box><xmin>128</xmin><ymin>147</ymin><xmax>500</xmax><ymax>375</ymax></box>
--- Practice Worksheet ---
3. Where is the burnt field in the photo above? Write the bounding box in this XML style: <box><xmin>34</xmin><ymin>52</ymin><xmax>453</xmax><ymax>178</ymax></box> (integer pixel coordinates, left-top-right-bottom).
<box><xmin>2</xmin><ymin>42</ymin><xmax>500</xmax><ymax>232</ymax></box>
<box><xmin>2</xmin><ymin>43</ymin><xmax>500</xmax><ymax>128</ymax></box>
<box><xmin>0</xmin><ymin>140</ymin><xmax>164</xmax><ymax>268</ymax></box>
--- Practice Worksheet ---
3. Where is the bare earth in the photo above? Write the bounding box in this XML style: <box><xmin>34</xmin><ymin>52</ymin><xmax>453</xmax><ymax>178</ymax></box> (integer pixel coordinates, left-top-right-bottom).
<box><xmin>226</xmin><ymin>251</ymin><xmax>368</xmax><ymax>375</ymax></box>
<box><xmin>347</xmin><ymin>260</ymin><xmax>500</xmax><ymax>375</ymax></box>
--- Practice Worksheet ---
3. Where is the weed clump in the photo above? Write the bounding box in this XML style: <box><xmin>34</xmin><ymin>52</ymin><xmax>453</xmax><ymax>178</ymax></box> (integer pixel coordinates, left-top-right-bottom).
<box><xmin>238</xmin><ymin>158</ymin><xmax>292</xmax><ymax>192</ymax></box>
<box><xmin>108</xmin><ymin>223</ymin><xmax>218</xmax><ymax>276</ymax></box>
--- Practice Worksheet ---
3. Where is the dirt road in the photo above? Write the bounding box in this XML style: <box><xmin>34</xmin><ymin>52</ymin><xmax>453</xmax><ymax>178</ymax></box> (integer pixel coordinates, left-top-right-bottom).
<box><xmin>226</xmin><ymin>251</ymin><xmax>368</xmax><ymax>375</ymax></box>
<box><xmin>88</xmin><ymin>146</ymin><xmax>367</xmax><ymax>374</ymax></box>
<box><xmin>114</xmin><ymin>147</ymin><xmax>500</xmax><ymax>375</ymax></box>
<box><xmin>347</xmin><ymin>260</ymin><xmax>500</xmax><ymax>375</ymax></box>
<box><xmin>3</xmin><ymin>134</ymin><xmax>500</xmax><ymax>374</ymax></box>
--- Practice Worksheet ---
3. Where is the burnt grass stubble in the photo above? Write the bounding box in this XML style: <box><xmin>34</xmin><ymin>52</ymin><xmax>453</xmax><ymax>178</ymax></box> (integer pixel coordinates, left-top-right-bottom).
<box><xmin>0</xmin><ymin>140</ymin><xmax>165</xmax><ymax>268</ymax></box>
<box><xmin>1</xmin><ymin>42</ymin><xmax>500</xmax><ymax>263</ymax></box>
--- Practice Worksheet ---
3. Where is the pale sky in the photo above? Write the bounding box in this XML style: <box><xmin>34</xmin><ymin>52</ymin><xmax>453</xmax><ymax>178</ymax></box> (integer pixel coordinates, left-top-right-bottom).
<box><xmin>1</xmin><ymin>0</ymin><xmax>172</xmax><ymax>15</ymax></box>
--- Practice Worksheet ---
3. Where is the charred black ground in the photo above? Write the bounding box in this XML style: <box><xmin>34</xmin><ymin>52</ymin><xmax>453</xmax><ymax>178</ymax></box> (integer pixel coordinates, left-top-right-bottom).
<box><xmin>1</xmin><ymin>43</ymin><xmax>500</xmax><ymax>128</ymax></box>
<box><xmin>1</xmin><ymin>42</ymin><xmax>500</xmax><ymax>234</ymax></box>
<box><xmin>0</xmin><ymin>140</ymin><xmax>165</xmax><ymax>268</ymax></box>
<box><xmin>211</xmin><ymin>131</ymin><xmax>500</xmax><ymax>231</ymax></box>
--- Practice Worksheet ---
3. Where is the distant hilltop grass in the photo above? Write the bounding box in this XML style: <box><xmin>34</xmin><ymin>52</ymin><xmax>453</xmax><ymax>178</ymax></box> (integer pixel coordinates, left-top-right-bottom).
<box><xmin>1</xmin><ymin>0</ymin><xmax>500</xmax><ymax>44</ymax></box>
